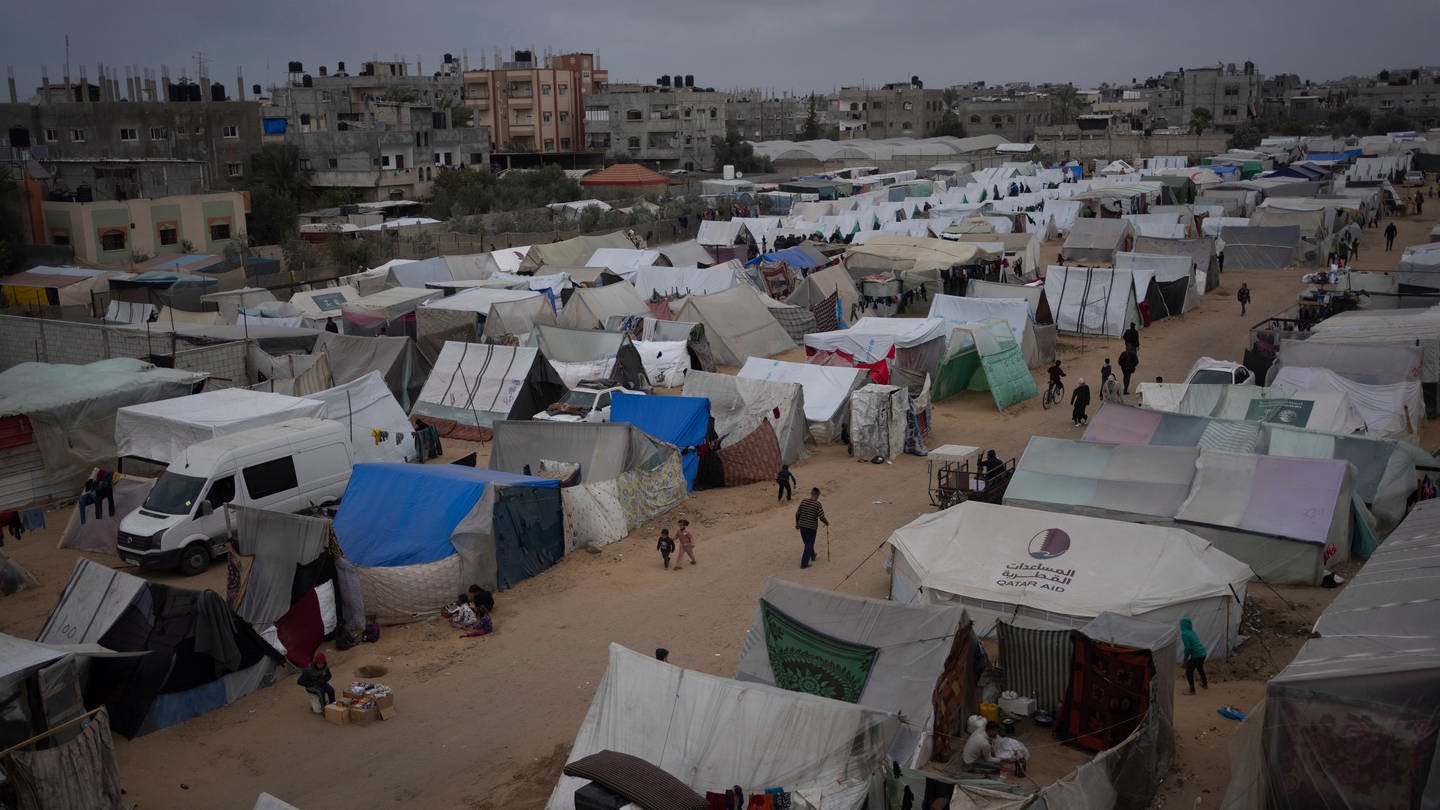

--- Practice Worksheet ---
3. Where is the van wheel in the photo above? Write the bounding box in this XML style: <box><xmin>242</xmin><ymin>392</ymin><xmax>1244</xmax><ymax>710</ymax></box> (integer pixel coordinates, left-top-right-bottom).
<box><xmin>178</xmin><ymin>543</ymin><xmax>211</xmax><ymax>576</ymax></box>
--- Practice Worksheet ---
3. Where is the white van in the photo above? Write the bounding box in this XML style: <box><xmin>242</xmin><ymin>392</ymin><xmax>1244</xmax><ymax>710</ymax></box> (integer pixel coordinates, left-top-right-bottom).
<box><xmin>117</xmin><ymin>418</ymin><xmax>352</xmax><ymax>575</ymax></box>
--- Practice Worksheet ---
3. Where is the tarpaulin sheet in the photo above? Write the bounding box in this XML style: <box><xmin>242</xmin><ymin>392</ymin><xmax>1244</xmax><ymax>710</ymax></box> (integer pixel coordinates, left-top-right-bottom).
<box><xmin>610</xmin><ymin>393</ymin><xmax>709</xmax><ymax>489</ymax></box>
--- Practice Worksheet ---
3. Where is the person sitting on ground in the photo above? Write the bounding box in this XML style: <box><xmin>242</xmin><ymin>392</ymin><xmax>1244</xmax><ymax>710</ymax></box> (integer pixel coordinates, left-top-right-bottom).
<box><xmin>464</xmin><ymin>606</ymin><xmax>493</xmax><ymax>637</ymax></box>
<box><xmin>962</xmin><ymin>721</ymin><xmax>1004</xmax><ymax>774</ymax></box>
<box><xmin>992</xmin><ymin>729</ymin><xmax>1030</xmax><ymax>777</ymax></box>
<box><xmin>298</xmin><ymin>652</ymin><xmax>335</xmax><ymax>705</ymax></box>
<box><xmin>468</xmin><ymin>584</ymin><xmax>495</xmax><ymax>614</ymax></box>
<box><xmin>449</xmin><ymin>593</ymin><xmax>478</xmax><ymax>630</ymax></box>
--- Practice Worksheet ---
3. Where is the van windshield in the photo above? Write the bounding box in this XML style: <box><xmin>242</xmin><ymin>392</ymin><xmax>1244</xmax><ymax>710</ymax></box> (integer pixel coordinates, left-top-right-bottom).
<box><xmin>143</xmin><ymin>473</ymin><xmax>206</xmax><ymax>515</ymax></box>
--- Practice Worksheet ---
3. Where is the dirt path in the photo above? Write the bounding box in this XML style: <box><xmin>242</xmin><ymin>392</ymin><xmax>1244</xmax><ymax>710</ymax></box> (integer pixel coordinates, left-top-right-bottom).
<box><xmin>1</xmin><ymin>206</ymin><xmax>1435</xmax><ymax>810</ymax></box>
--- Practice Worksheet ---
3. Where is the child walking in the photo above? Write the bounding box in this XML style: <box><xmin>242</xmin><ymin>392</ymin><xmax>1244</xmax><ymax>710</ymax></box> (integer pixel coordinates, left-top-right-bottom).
<box><xmin>673</xmin><ymin>519</ymin><xmax>697</xmax><ymax>569</ymax></box>
<box><xmin>657</xmin><ymin>529</ymin><xmax>676</xmax><ymax>569</ymax></box>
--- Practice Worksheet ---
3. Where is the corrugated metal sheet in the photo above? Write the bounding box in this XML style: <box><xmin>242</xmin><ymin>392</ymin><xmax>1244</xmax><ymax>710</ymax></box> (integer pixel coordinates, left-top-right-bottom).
<box><xmin>0</xmin><ymin>441</ymin><xmax>70</xmax><ymax>512</ymax></box>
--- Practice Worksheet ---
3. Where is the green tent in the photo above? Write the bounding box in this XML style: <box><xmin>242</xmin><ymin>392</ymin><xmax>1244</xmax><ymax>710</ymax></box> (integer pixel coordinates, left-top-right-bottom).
<box><xmin>932</xmin><ymin>322</ymin><xmax>1038</xmax><ymax>410</ymax></box>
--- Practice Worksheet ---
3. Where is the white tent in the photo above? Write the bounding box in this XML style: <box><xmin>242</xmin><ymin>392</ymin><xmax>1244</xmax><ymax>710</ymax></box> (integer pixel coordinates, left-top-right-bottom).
<box><xmin>631</xmin><ymin>266</ymin><xmax>738</xmax><ymax>300</ymax></box>
<box><xmin>682</xmin><ymin>371</ymin><xmax>808</xmax><ymax>465</ymax></box>
<box><xmin>928</xmin><ymin>293</ymin><xmax>1042</xmax><ymax>367</ymax></box>
<box><xmin>802</xmin><ymin>317</ymin><xmax>950</xmax><ymax>364</ymax></box>
<box><xmin>410</xmin><ymin>342</ymin><xmax>566</xmax><ymax>431</ymax></box>
<box><xmin>288</xmin><ymin>285</ymin><xmax>360</xmax><ymax>324</ymax></box>
<box><xmin>849</xmin><ymin>384</ymin><xmax>908</xmax><ymax>460</ymax></box>
<box><xmin>115</xmin><ymin>389</ymin><xmax>326</xmax><ymax>465</ymax></box>
<box><xmin>888</xmin><ymin>500</ymin><xmax>1253</xmax><ymax>659</ymax></box>
<box><xmin>309</xmin><ymin>371</ymin><xmax>417</xmax><ymax>463</ymax></box>
<box><xmin>696</xmin><ymin>220</ymin><xmax>745</xmax><ymax>247</ymax></box>
<box><xmin>736</xmin><ymin>578</ymin><xmax>970</xmax><ymax>769</ymax></box>
<box><xmin>547</xmin><ymin>644</ymin><xmax>899</xmax><ymax>810</ymax></box>
<box><xmin>738</xmin><ymin>358</ymin><xmax>868</xmax><ymax>442</ymax></box>
<box><xmin>1272</xmin><ymin>366</ymin><xmax>1423</xmax><ymax>440</ymax></box>
<box><xmin>556</xmin><ymin>283</ymin><xmax>649</xmax><ymax>330</ymax></box>
<box><xmin>1044</xmin><ymin>266</ymin><xmax>1142</xmax><ymax>338</ymax></box>
<box><xmin>676</xmin><ymin>285</ymin><xmax>797</xmax><ymax>366</ymax></box>
<box><xmin>1115</xmin><ymin>252</ymin><xmax>1198</xmax><ymax>317</ymax></box>
<box><xmin>584</xmin><ymin>248</ymin><xmax>665</xmax><ymax>279</ymax></box>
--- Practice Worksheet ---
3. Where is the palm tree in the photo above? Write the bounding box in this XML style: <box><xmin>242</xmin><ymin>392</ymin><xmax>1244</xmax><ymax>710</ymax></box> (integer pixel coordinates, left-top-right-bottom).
<box><xmin>249</xmin><ymin>144</ymin><xmax>312</xmax><ymax>204</ymax></box>
<box><xmin>1051</xmin><ymin>84</ymin><xmax>1078</xmax><ymax>126</ymax></box>
<box><xmin>1190</xmin><ymin>107</ymin><xmax>1213</xmax><ymax>136</ymax></box>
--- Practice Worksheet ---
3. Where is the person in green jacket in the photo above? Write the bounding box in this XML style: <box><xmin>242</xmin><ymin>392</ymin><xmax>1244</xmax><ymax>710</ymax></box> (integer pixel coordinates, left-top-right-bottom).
<box><xmin>1180</xmin><ymin>617</ymin><xmax>1209</xmax><ymax>694</ymax></box>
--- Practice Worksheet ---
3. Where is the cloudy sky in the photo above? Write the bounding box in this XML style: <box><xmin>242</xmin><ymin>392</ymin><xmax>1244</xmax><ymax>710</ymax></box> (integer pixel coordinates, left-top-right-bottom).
<box><xmin>6</xmin><ymin>0</ymin><xmax>1438</xmax><ymax>99</ymax></box>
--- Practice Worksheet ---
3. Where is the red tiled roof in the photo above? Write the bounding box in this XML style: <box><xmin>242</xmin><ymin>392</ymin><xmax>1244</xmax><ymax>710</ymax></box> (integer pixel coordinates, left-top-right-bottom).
<box><xmin>581</xmin><ymin>163</ymin><xmax>670</xmax><ymax>186</ymax></box>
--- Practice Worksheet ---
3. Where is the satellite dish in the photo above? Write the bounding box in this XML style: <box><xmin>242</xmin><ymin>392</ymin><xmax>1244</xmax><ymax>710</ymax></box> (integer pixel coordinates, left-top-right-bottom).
<box><xmin>736</xmin><ymin>171</ymin><xmax>744</xmax><ymax>179</ymax></box>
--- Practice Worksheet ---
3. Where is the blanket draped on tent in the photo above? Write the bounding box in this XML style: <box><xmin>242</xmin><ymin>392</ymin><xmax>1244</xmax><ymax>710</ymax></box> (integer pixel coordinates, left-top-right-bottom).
<box><xmin>760</xmin><ymin>600</ymin><xmax>878</xmax><ymax>704</ymax></box>
<box><xmin>5</xmin><ymin>708</ymin><xmax>124</xmax><ymax>810</ymax></box>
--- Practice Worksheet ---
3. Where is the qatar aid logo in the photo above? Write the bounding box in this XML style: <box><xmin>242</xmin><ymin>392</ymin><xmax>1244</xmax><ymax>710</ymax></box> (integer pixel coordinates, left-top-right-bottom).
<box><xmin>1028</xmin><ymin>528</ymin><xmax>1071</xmax><ymax>559</ymax></box>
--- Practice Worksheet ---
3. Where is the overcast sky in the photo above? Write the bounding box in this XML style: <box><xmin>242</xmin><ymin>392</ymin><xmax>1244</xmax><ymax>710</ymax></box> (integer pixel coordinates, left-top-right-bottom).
<box><xmin>7</xmin><ymin>0</ymin><xmax>1439</xmax><ymax>100</ymax></box>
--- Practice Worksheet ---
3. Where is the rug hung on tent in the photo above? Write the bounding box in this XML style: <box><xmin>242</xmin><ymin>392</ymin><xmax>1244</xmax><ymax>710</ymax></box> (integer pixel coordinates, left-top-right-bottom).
<box><xmin>760</xmin><ymin>599</ymin><xmax>878</xmax><ymax>703</ymax></box>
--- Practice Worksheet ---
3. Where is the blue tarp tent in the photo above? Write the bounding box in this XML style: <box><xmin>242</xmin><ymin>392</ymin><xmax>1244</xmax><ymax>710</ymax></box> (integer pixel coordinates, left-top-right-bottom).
<box><xmin>745</xmin><ymin>246</ymin><xmax>825</xmax><ymax>270</ymax></box>
<box><xmin>334</xmin><ymin>464</ymin><xmax>564</xmax><ymax>604</ymax></box>
<box><xmin>609</xmin><ymin>393</ymin><xmax>709</xmax><ymax>490</ymax></box>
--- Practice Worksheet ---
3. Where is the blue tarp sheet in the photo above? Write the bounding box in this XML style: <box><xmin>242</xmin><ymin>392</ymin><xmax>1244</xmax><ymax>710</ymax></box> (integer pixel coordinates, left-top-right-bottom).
<box><xmin>610</xmin><ymin>394</ymin><xmax>709</xmax><ymax>489</ymax></box>
<box><xmin>334</xmin><ymin>464</ymin><xmax>558</xmax><ymax>567</ymax></box>
<box><xmin>745</xmin><ymin>246</ymin><xmax>824</xmax><ymax>269</ymax></box>
<box><xmin>262</xmin><ymin>117</ymin><xmax>288</xmax><ymax>135</ymax></box>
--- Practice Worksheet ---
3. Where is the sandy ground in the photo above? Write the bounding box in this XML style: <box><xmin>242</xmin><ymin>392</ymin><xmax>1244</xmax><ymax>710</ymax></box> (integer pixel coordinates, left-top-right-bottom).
<box><xmin>2</xmin><ymin>205</ymin><xmax>1437</xmax><ymax>810</ymax></box>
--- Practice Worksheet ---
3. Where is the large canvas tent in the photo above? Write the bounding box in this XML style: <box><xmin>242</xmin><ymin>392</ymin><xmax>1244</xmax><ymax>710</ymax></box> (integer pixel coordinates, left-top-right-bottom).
<box><xmin>416</xmin><ymin>287</ymin><xmax>542</xmax><ymax>360</ymax></box>
<box><xmin>114</xmin><ymin>388</ymin><xmax>325</xmax><ymax>465</ymax></box>
<box><xmin>532</xmin><ymin>324</ymin><xmax>649</xmax><ymax>390</ymax></box>
<box><xmin>1271</xmin><ymin>365</ymin><xmax>1423</xmax><ymax>440</ymax></box>
<box><xmin>933</xmin><ymin>321</ymin><xmax>1039</xmax><ymax>409</ymax></box>
<box><xmin>1226</xmin><ymin>500</ymin><xmax>1440</xmax><ymax>810</ymax></box>
<box><xmin>307</xmin><ymin>371</ymin><xmax>417</xmax><ymax>463</ymax></box>
<box><xmin>1114</xmin><ymin>252</ymin><xmax>1197</xmax><ymax>318</ymax></box>
<box><xmin>1136</xmin><ymin>383</ymin><xmax>1366</xmax><ymax>435</ymax></box>
<box><xmin>682</xmin><ymin>370</ymin><xmax>807</xmax><ymax>465</ymax></box>
<box><xmin>1082</xmin><ymin>402</ymin><xmax>1417</xmax><ymax>539</ymax></box>
<box><xmin>887</xmin><ymin>501</ymin><xmax>1252</xmax><ymax>658</ymax></box>
<box><xmin>676</xmin><ymin>285</ymin><xmax>797</xmax><ymax>366</ymax></box>
<box><xmin>1006</xmin><ymin>436</ymin><xmax>1357</xmax><ymax>585</ymax></box>
<box><xmin>519</xmin><ymin>231</ymin><xmax>635</xmax><ymax>272</ymax></box>
<box><xmin>555</xmin><ymin>283</ymin><xmax>649</xmax><ymax>330</ymax></box>
<box><xmin>37</xmin><ymin>558</ymin><xmax>283</xmax><ymax>738</ymax></box>
<box><xmin>333</xmin><ymin>464</ymin><xmax>563</xmax><ymax>621</ymax></box>
<box><xmin>481</xmin><ymin>294</ymin><xmax>558</xmax><ymax>343</ymax></box>
<box><xmin>489</xmin><ymin>421</ymin><xmax>687</xmax><ymax>549</ymax></box>
<box><xmin>738</xmin><ymin>358</ymin><xmax>868</xmax><ymax>442</ymax></box>
<box><xmin>609</xmin><ymin>393</ymin><xmax>709</xmax><ymax>489</ymax></box>
<box><xmin>1044</xmin><ymin>266</ymin><xmax>1142</xmax><ymax>338</ymax></box>
<box><xmin>965</xmin><ymin>279</ymin><xmax>1057</xmax><ymax>364</ymax></box>
<box><xmin>656</xmin><ymin>239</ymin><xmax>715</xmax><ymax>268</ymax></box>
<box><xmin>785</xmin><ymin>264</ymin><xmax>861</xmax><ymax>330</ymax></box>
<box><xmin>1217</xmin><ymin>225</ymin><xmax>1300</xmax><ymax>269</ymax></box>
<box><xmin>410</xmin><ymin>342</ymin><xmax>567</xmax><ymax>438</ymax></box>
<box><xmin>735</xmin><ymin>578</ymin><xmax>973</xmax><ymax>769</ymax></box>
<box><xmin>929</xmin><ymin>293</ymin><xmax>1044</xmax><ymax>367</ymax></box>
<box><xmin>547</xmin><ymin>644</ymin><xmax>900</xmax><ymax>810</ymax></box>
<box><xmin>1061</xmin><ymin>218</ymin><xmax>1133</xmax><ymax>264</ymax></box>
<box><xmin>1132</xmin><ymin>235</ymin><xmax>1220</xmax><ymax>292</ymax></box>
<box><xmin>803</xmin><ymin>317</ymin><xmax>951</xmax><ymax>383</ymax></box>
<box><xmin>0</xmin><ymin>359</ymin><xmax>206</xmax><ymax>510</ymax></box>
<box><xmin>630</xmin><ymin>266</ymin><xmax>738</xmax><ymax>300</ymax></box>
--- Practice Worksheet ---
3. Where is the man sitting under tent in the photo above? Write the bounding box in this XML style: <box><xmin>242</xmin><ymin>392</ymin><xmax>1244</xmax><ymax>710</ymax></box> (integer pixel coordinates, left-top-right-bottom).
<box><xmin>962</xmin><ymin>721</ymin><xmax>1027</xmax><ymax>775</ymax></box>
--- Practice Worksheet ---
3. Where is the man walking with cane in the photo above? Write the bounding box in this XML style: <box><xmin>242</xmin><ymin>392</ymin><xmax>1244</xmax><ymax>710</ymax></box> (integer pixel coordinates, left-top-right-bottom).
<box><xmin>795</xmin><ymin>487</ymin><xmax>829</xmax><ymax>569</ymax></box>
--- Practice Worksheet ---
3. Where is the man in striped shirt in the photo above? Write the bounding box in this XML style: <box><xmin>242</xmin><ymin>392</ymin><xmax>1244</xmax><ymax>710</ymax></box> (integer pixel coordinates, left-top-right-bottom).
<box><xmin>794</xmin><ymin>488</ymin><xmax>829</xmax><ymax>568</ymax></box>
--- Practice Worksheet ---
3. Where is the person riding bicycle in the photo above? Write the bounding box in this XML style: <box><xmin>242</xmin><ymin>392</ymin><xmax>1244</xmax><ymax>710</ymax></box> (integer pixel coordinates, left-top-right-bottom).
<box><xmin>1047</xmin><ymin>360</ymin><xmax>1066</xmax><ymax>395</ymax></box>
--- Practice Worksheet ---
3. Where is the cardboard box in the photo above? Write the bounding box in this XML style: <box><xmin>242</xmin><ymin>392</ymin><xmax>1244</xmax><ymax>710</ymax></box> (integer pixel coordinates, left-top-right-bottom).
<box><xmin>377</xmin><ymin>704</ymin><xmax>396</xmax><ymax>721</ymax></box>
<box><xmin>349</xmin><ymin>704</ymin><xmax>376</xmax><ymax>726</ymax></box>
<box><xmin>324</xmin><ymin>703</ymin><xmax>350</xmax><ymax>726</ymax></box>
<box><xmin>372</xmin><ymin>692</ymin><xmax>394</xmax><ymax>710</ymax></box>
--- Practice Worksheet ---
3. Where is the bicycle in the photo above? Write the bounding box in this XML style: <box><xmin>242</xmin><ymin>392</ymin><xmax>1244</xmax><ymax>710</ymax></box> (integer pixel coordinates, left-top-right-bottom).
<box><xmin>1042</xmin><ymin>379</ymin><xmax>1065</xmax><ymax>409</ymax></box>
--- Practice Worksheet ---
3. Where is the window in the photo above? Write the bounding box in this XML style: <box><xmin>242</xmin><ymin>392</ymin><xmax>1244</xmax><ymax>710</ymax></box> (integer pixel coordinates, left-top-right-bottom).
<box><xmin>328</xmin><ymin>157</ymin><xmax>338</xmax><ymax>169</ymax></box>
<box><xmin>872</xmin><ymin>101</ymin><xmax>884</xmax><ymax>110</ymax></box>
<box><xmin>901</xmin><ymin>121</ymin><xmax>913</xmax><ymax>131</ymax></box>
<box><xmin>394</xmin><ymin>154</ymin><xmax>405</xmax><ymax>170</ymax></box>
<box><xmin>543</xmin><ymin>111</ymin><xmax>552</xmax><ymax>123</ymax></box>
<box><xmin>627</xmin><ymin>136</ymin><xmax>641</xmax><ymax>149</ymax></box>
<box><xmin>381</xmin><ymin>155</ymin><xmax>391</xmax><ymax>167</ymax></box>
<box><xmin>49</xmin><ymin>228</ymin><xmax>70</xmax><ymax>246</ymax></box>
<box><xmin>970</xmin><ymin>115</ymin><xmax>981</xmax><ymax>124</ymax></box>
<box><xmin>150</xmin><ymin>127</ymin><xmax>168</xmax><ymax>139</ymax></box>
<box><xmin>560</xmin><ymin>138</ymin><xmax>571</xmax><ymax>150</ymax></box>
<box><xmin>44</xmin><ymin>128</ymin><xmax>57</xmax><ymax>142</ymax></box>
<box><xmin>542</xmin><ymin>84</ymin><xmax>551</xmax><ymax>96</ymax></box>
<box><xmin>1223</xmin><ymin>106</ymin><xmax>1239</xmax><ymax>117</ymax></box>
<box><xmin>157</xmin><ymin>222</ymin><xmax>178</xmax><ymax>246</ymax></box>
<box><xmin>242</xmin><ymin>457</ymin><xmax>298</xmax><ymax>500</ymax></box>
<box><xmin>119</xmin><ymin>128</ymin><xmax>138</xmax><ymax>141</ymax></box>
<box><xmin>1224</xmin><ymin>85</ymin><xmax>1239</xmax><ymax>96</ymax></box>
<box><xmin>849</xmin><ymin>102</ymin><xmax>859</xmax><ymax>111</ymax></box>
<box><xmin>299</xmin><ymin>158</ymin><xmax>312</xmax><ymax>170</ymax></box>
<box><xmin>626</xmin><ymin>109</ymin><xmax>643</xmax><ymax>121</ymax></box>
<box><xmin>682</xmin><ymin>107</ymin><xmax>692</xmax><ymax>118</ymax></box>
<box><xmin>709</xmin><ymin>107</ymin><xmax>717</xmax><ymax>119</ymax></box>
<box><xmin>70</xmin><ymin>128</ymin><xmax>86</xmax><ymax>142</ymax></box>
<box><xmin>204</xmin><ymin>476</ymin><xmax>235</xmax><ymax>509</ymax></box>
<box><xmin>209</xmin><ymin>219</ymin><xmax>232</xmax><ymax>241</ymax></box>
<box><xmin>99</xmin><ymin>229</ymin><xmax>126</xmax><ymax>251</ymax></box>
<box><xmin>193</xmin><ymin>126</ymin><xmax>203</xmax><ymax>135</ymax></box>
<box><xmin>226</xmin><ymin>162</ymin><xmax>243</xmax><ymax>177</ymax></box>
<box><xmin>903</xmin><ymin>101</ymin><xmax>913</xmax><ymax>111</ymax></box>
<box><xmin>222</xmin><ymin>125</ymin><xmax>239</xmax><ymax>138</ymax></box>
<box><xmin>559</xmin><ymin>111</ymin><xmax>569</xmax><ymax>122</ymax></box>
<box><xmin>470</xmin><ymin>153</ymin><xmax>483</xmax><ymax>164</ymax></box>
<box><xmin>415</xmin><ymin>132</ymin><xmax>422</xmax><ymax>147</ymax></box>
<box><xmin>543</xmin><ymin>138</ymin><xmax>554</xmax><ymax>150</ymax></box>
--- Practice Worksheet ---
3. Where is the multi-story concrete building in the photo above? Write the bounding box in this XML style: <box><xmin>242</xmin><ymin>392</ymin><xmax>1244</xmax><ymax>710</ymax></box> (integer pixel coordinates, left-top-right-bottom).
<box><xmin>585</xmin><ymin>83</ymin><xmax>726</xmax><ymax>171</ymax></box>
<box><xmin>834</xmin><ymin>82</ymin><xmax>948</xmax><ymax>139</ymax></box>
<box><xmin>263</xmin><ymin>58</ymin><xmax>489</xmax><ymax>201</ymax></box>
<box><xmin>951</xmin><ymin>93</ymin><xmax>1057</xmax><ymax>141</ymax></box>
<box><xmin>1315</xmin><ymin>68</ymin><xmax>1440</xmax><ymax>129</ymax></box>
<box><xmin>38</xmin><ymin>190</ymin><xmax>249</xmax><ymax>265</ymax></box>
<box><xmin>724</xmin><ymin>91</ymin><xmax>825</xmax><ymax>141</ymax></box>
<box><xmin>0</xmin><ymin>81</ymin><xmax>262</xmax><ymax>200</ymax></box>
<box><xmin>1179</xmin><ymin>63</ymin><xmax>1263</xmax><ymax>132</ymax></box>
<box><xmin>462</xmin><ymin>50</ymin><xmax>608</xmax><ymax>166</ymax></box>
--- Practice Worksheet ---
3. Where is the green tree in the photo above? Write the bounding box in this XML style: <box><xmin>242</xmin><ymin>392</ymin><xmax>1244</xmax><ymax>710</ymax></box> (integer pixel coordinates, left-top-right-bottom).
<box><xmin>326</xmin><ymin>233</ymin><xmax>373</xmax><ymax>271</ymax></box>
<box><xmin>1230</xmin><ymin>124</ymin><xmax>1262</xmax><ymax>149</ymax></box>
<box><xmin>929</xmin><ymin>90</ymin><xmax>966</xmax><ymax>138</ymax></box>
<box><xmin>437</xmin><ymin>95</ymin><xmax>473</xmax><ymax>128</ymax></box>
<box><xmin>710</xmin><ymin>130</ymin><xmax>774</xmax><ymax>174</ymax></box>
<box><xmin>247</xmin><ymin>187</ymin><xmax>300</xmax><ymax>245</ymax></box>
<box><xmin>1190</xmin><ymin>107</ymin><xmax>1213</xmax><ymax>136</ymax></box>
<box><xmin>1050</xmin><ymin>84</ymin><xmax>1079</xmax><ymax>125</ymax></box>
<box><xmin>0</xmin><ymin>166</ymin><xmax>27</xmax><ymax>274</ymax></box>
<box><xmin>427</xmin><ymin>164</ymin><xmax>581</xmax><ymax>219</ymax></box>
<box><xmin>1372</xmin><ymin>112</ymin><xmax>1415</xmax><ymax>134</ymax></box>
<box><xmin>245</xmin><ymin>144</ymin><xmax>311</xmax><ymax>244</ymax></box>
<box><xmin>799</xmin><ymin>95</ymin><xmax>823</xmax><ymax>140</ymax></box>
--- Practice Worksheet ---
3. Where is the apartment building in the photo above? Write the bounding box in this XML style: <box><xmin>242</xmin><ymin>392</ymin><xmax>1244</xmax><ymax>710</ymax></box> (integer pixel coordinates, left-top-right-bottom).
<box><xmin>951</xmin><ymin>94</ymin><xmax>1057</xmax><ymax>141</ymax></box>
<box><xmin>38</xmin><ymin>190</ymin><xmax>249</xmax><ymax>265</ymax></box>
<box><xmin>264</xmin><ymin>58</ymin><xmax>489</xmax><ymax>201</ymax></box>
<box><xmin>724</xmin><ymin>92</ymin><xmax>822</xmax><ymax>141</ymax></box>
<box><xmin>834</xmin><ymin>82</ymin><xmax>948</xmax><ymax>138</ymax></box>
<box><xmin>1180</xmin><ymin>63</ymin><xmax>1263</xmax><ymax>132</ymax></box>
<box><xmin>462</xmin><ymin>50</ymin><xmax>608</xmax><ymax>164</ymax></box>
<box><xmin>586</xmin><ymin>84</ymin><xmax>726</xmax><ymax>170</ymax></box>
